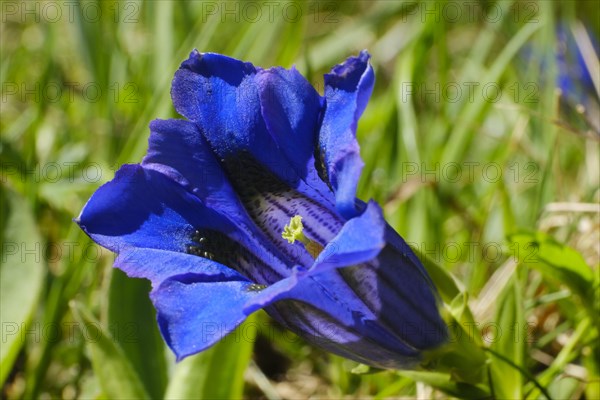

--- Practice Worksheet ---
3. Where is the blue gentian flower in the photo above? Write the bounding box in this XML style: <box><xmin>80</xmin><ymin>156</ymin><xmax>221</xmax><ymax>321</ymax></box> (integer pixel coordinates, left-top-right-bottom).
<box><xmin>76</xmin><ymin>50</ymin><xmax>447</xmax><ymax>369</ymax></box>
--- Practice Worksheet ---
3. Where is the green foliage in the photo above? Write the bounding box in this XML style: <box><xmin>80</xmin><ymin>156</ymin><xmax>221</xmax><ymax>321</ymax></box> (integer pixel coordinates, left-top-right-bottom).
<box><xmin>70</xmin><ymin>301</ymin><xmax>150</xmax><ymax>400</ymax></box>
<box><xmin>164</xmin><ymin>314</ymin><xmax>257</xmax><ymax>400</ymax></box>
<box><xmin>107</xmin><ymin>269</ymin><xmax>168</xmax><ymax>399</ymax></box>
<box><xmin>0</xmin><ymin>188</ymin><xmax>45</xmax><ymax>385</ymax></box>
<box><xmin>510</xmin><ymin>231</ymin><xmax>596</xmax><ymax>300</ymax></box>
<box><xmin>489</xmin><ymin>278</ymin><xmax>524</xmax><ymax>399</ymax></box>
<box><xmin>2</xmin><ymin>1</ymin><xmax>598</xmax><ymax>398</ymax></box>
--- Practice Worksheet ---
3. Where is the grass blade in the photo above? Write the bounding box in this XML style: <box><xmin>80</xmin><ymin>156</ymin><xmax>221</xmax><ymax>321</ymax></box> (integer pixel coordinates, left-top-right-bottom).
<box><xmin>165</xmin><ymin>314</ymin><xmax>257</xmax><ymax>399</ymax></box>
<box><xmin>0</xmin><ymin>187</ymin><xmax>45</xmax><ymax>386</ymax></box>
<box><xmin>70</xmin><ymin>301</ymin><xmax>150</xmax><ymax>399</ymax></box>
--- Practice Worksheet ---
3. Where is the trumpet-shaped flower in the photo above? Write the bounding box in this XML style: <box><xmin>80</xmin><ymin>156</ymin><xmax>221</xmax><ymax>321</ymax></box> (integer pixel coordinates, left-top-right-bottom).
<box><xmin>76</xmin><ymin>50</ymin><xmax>447</xmax><ymax>369</ymax></box>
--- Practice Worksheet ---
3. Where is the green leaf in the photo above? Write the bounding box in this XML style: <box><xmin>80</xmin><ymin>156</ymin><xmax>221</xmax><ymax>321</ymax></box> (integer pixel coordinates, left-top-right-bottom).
<box><xmin>164</xmin><ymin>314</ymin><xmax>257</xmax><ymax>399</ymax></box>
<box><xmin>350</xmin><ymin>363</ymin><xmax>385</xmax><ymax>375</ymax></box>
<box><xmin>509</xmin><ymin>231</ymin><xmax>593</xmax><ymax>295</ymax></box>
<box><xmin>350</xmin><ymin>363</ymin><xmax>371</xmax><ymax>375</ymax></box>
<box><xmin>489</xmin><ymin>277</ymin><xmax>524</xmax><ymax>399</ymax></box>
<box><xmin>526</xmin><ymin>317</ymin><xmax>591</xmax><ymax>399</ymax></box>
<box><xmin>424</xmin><ymin>293</ymin><xmax>488</xmax><ymax>386</ymax></box>
<box><xmin>485</xmin><ymin>347</ymin><xmax>553</xmax><ymax>400</ymax></box>
<box><xmin>397</xmin><ymin>370</ymin><xmax>490</xmax><ymax>399</ymax></box>
<box><xmin>70</xmin><ymin>301</ymin><xmax>150</xmax><ymax>400</ymax></box>
<box><xmin>108</xmin><ymin>269</ymin><xmax>168</xmax><ymax>399</ymax></box>
<box><xmin>547</xmin><ymin>376</ymin><xmax>581</xmax><ymax>400</ymax></box>
<box><xmin>583</xmin><ymin>339</ymin><xmax>600</xmax><ymax>400</ymax></box>
<box><xmin>0</xmin><ymin>187</ymin><xmax>45</xmax><ymax>386</ymax></box>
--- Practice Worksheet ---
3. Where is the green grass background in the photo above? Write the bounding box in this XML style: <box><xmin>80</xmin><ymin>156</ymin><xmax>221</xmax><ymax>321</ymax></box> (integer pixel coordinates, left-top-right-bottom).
<box><xmin>1</xmin><ymin>1</ymin><xmax>599</xmax><ymax>398</ymax></box>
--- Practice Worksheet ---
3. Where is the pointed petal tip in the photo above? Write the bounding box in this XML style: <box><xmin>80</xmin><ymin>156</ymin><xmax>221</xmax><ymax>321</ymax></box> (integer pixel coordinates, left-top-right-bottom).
<box><xmin>75</xmin><ymin>165</ymin><xmax>141</xmax><ymax>232</ymax></box>
<box><xmin>359</xmin><ymin>49</ymin><xmax>371</xmax><ymax>59</ymax></box>
<box><xmin>172</xmin><ymin>344</ymin><xmax>202</xmax><ymax>363</ymax></box>
<box><xmin>179</xmin><ymin>49</ymin><xmax>256</xmax><ymax>76</ymax></box>
<box><xmin>326</xmin><ymin>50</ymin><xmax>373</xmax><ymax>85</ymax></box>
<box><xmin>320</xmin><ymin>52</ymin><xmax>374</xmax><ymax>211</ymax></box>
<box><xmin>169</xmin><ymin>341</ymin><xmax>198</xmax><ymax>363</ymax></box>
<box><xmin>179</xmin><ymin>48</ymin><xmax>202</xmax><ymax>71</ymax></box>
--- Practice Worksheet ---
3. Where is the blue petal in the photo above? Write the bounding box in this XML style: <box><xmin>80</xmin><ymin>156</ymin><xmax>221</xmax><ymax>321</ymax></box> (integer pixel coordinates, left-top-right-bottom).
<box><xmin>171</xmin><ymin>50</ymin><xmax>335</xmax><ymax>207</ymax></box>
<box><xmin>142</xmin><ymin>119</ymin><xmax>244</xmax><ymax>222</ymax></box>
<box><xmin>171</xmin><ymin>51</ymin><xmax>349</xmax><ymax>269</ymax></box>
<box><xmin>247</xmin><ymin>201</ymin><xmax>446</xmax><ymax>368</ymax></box>
<box><xmin>240</xmin><ymin>203</ymin><xmax>387</xmax><ymax>317</ymax></box>
<box><xmin>261</xmin><ymin>267</ymin><xmax>427</xmax><ymax>368</ymax></box>
<box><xmin>76</xmin><ymin>164</ymin><xmax>220</xmax><ymax>254</ymax></box>
<box><xmin>115</xmin><ymin>248</ymin><xmax>242</xmax><ymax>288</ymax></box>
<box><xmin>148</xmin><ymin>254</ymin><xmax>299</xmax><ymax>360</ymax></box>
<box><xmin>337</xmin><ymin>237</ymin><xmax>448</xmax><ymax>351</ymax></box>
<box><xmin>142</xmin><ymin>119</ymin><xmax>338</xmax><ymax>270</ymax></box>
<box><xmin>237</xmin><ymin>200</ymin><xmax>386</xmax><ymax>308</ymax></box>
<box><xmin>311</xmin><ymin>200</ymin><xmax>386</xmax><ymax>273</ymax></box>
<box><xmin>265</xmin><ymin>283</ymin><xmax>423</xmax><ymax>369</ymax></box>
<box><xmin>77</xmin><ymin>164</ymin><xmax>291</xmax><ymax>283</ymax></box>
<box><xmin>171</xmin><ymin>51</ymin><xmax>292</xmax><ymax>181</ymax></box>
<box><xmin>256</xmin><ymin>67</ymin><xmax>332</xmax><ymax>199</ymax></box>
<box><xmin>141</xmin><ymin>118</ymin><xmax>313</xmax><ymax>278</ymax></box>
<box><xmin>319</xmin><ymin>50</ymin><xmax>375</xmax><ymax>218</ymax></box>
<box><xmin>262</xmin><ymin>238</ymin><xmax>446</xmax><ymax>368</ymax></box>
<box><xmin>171</xmin><ymin>51</ymin><xmax>266</xmax><ymax>160</ymax></box>
<box><xmin>254</xmin><ymin>202</ymin><xmax>426</xmax><ymax>367</ymax></box>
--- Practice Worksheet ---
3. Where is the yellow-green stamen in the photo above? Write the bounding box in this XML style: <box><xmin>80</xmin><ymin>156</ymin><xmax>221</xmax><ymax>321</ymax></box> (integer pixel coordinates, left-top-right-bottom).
<box><xmin>282</xmin><ymin>215</ymin><xmax>309</xmax><ymax>244</ymax></box>
<box><xmin>282</xmin><ymin>215</ymin><xmax>324</xmax><ymax>258</ymax></box>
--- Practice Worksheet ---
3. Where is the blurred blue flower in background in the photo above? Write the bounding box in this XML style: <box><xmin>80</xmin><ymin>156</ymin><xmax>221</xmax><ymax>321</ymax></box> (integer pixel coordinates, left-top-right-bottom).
<box><xmin>555</xmin><ymin>23</ymin><xmax>599</xmax><ymax>134</ymax></box>
<box><xmin>76</xmin><ymin>50</ymin><xmax>447</xmax><ymax>369</ymax></box>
